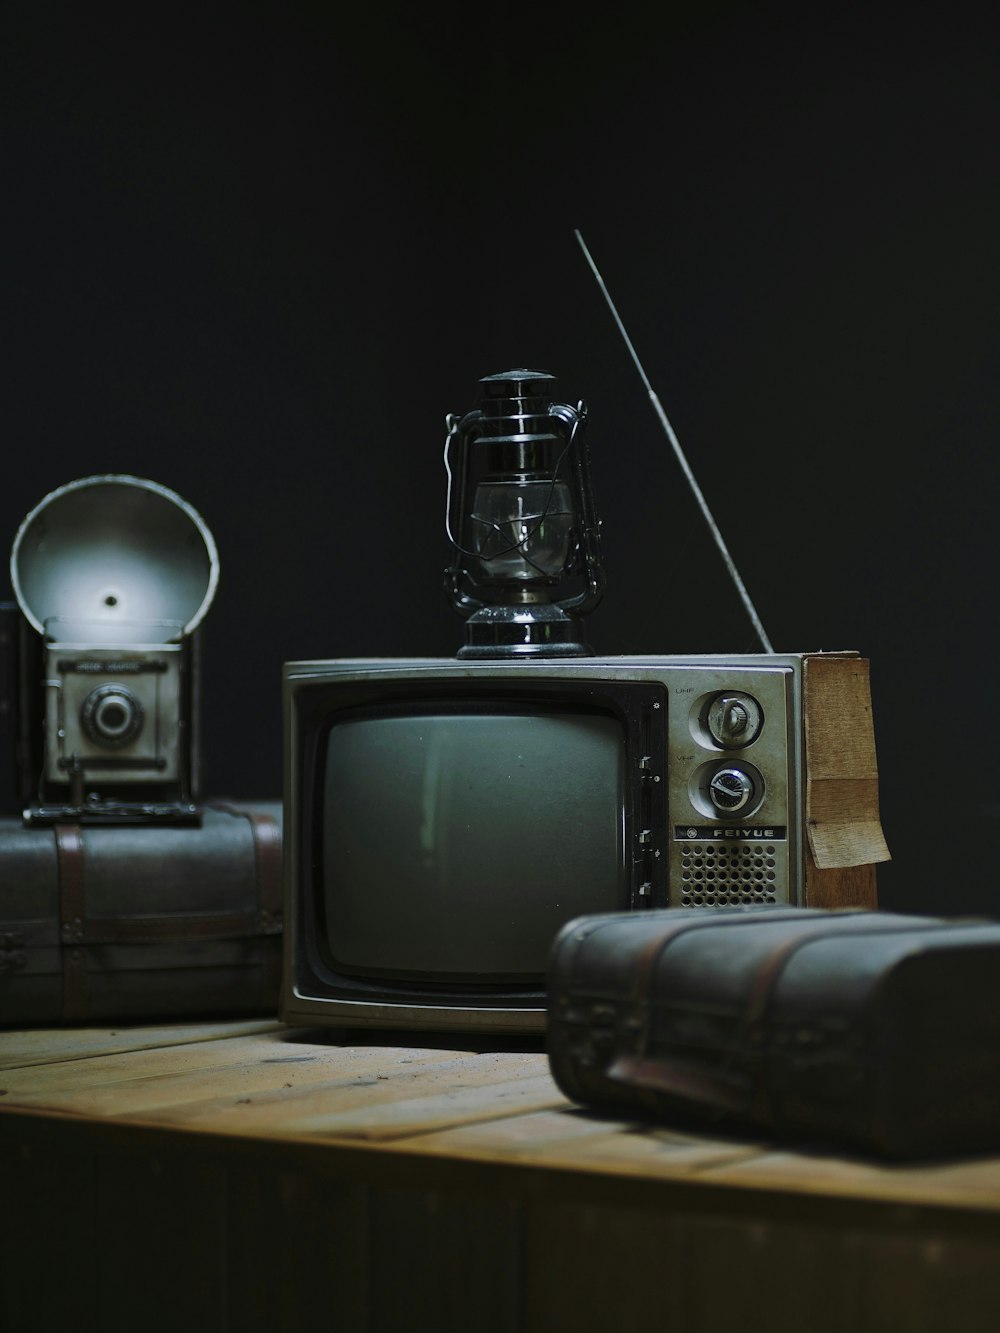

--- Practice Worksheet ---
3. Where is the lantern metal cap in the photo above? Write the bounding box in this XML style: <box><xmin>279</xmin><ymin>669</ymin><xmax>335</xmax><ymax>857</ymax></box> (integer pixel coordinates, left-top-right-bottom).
<box><xmin>479</xmin><ymin>370</ymin><xmax>556</xmax><ymax>412</ymax></box>
<box><xmin>480</xmin><ymin>369</ymin><xmax>555</xmax><ymax>385</ymax></box>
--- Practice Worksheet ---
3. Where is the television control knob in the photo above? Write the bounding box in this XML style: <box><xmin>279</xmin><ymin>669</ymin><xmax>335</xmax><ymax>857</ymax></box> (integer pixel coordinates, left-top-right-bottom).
<box><xmin>706</xmin><ymin>692</ymin><xmax>763</xmax><ymax>748</ymax></box>
<box><xmin>708</xmin><ymin>766</ymin><xmax>755</xmax><ymax>813</ymax></box>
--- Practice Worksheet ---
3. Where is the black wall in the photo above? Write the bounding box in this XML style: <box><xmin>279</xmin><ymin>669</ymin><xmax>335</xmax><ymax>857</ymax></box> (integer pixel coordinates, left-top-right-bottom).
<box><xmin>3</xmin><ymin>3</ymin><xmax>997</xmax><ymax>915</ymax></box>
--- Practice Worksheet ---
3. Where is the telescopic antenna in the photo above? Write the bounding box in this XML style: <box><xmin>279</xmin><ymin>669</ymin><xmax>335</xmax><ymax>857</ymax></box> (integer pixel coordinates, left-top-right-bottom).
<box><xmin>574</xmin><ymin>228</ymin><xmax>775</xmax><ymax>654</ymax></box>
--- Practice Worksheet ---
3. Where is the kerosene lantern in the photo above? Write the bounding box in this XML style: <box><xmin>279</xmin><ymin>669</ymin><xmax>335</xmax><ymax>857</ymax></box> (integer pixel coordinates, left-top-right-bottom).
<box><xmin>444</xmin><ymin>369</ymin><xmax>604</xmax><ymax>658</ymax></box>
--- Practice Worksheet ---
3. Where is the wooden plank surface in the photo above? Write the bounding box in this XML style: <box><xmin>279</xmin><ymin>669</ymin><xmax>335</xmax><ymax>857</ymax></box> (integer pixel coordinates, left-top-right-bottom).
<box><xmin>3</xmin><ymin>1020</ymin><xmax>1000</xmax><ymax>1219</ymax></box>
<box><xmin>403</xmin><ymin>1104</ymin><xmax>1000</xmax><ymax>1214</ymax></box>
<box><xmin>5</xmin><ymin>1021</ymin><xmax>1000</xmax><ymax>1333</ymax></box>
<box><xmin>0</xmin><ymin>1017</ymin><xmax>281</xmax><ymax>1070</ymax></box>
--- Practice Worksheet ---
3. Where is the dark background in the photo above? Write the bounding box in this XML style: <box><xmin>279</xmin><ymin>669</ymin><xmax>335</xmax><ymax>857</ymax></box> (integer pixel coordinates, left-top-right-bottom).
<box><xmin>2</xmin><ymin>2</ymin><xmax>997</xmax><ymax>915</ymax></box>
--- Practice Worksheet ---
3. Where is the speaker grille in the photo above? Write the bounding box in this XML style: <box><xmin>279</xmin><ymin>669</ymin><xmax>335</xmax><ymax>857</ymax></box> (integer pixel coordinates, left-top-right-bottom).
<box><xmin>673</xmin><ymin>842</ymin><xmax>786</xmax><ymax>907</ymax></box>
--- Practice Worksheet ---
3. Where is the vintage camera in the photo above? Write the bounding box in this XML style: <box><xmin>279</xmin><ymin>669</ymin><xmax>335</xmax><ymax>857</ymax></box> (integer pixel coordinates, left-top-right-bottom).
<box><xmin>8</xmin><ymin>474</ymin><xmax>218</xmax><ymax>824</ymax></box>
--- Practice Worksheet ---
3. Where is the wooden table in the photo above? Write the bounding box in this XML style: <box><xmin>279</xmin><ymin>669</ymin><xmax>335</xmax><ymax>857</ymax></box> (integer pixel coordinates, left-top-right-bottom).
<box><xmin>2</xmin><ymin>1019</ymin><xmax>1000</xmax><ymax>1332</ymax></box>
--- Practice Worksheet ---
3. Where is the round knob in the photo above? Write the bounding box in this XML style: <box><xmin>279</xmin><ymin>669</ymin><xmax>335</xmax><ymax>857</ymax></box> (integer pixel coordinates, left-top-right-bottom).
<box><xmin>80</xmin><ymin>684</ymin><xmax>144</xmax><ymax>749</ymax></box>
<box><xmin>706</xmin><ymin>692</ymin><xmax>763</xmax><ymax>748</ymax></box>
<box><xmin>708</xmin><ymin>766</ymin><xmax>755</xmax><ymax>814</ymax></box>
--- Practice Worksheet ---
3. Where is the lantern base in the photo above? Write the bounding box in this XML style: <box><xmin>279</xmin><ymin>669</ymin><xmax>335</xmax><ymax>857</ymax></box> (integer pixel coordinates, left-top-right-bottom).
<box><xmin>456</xmin><ymin>603</ymin><xmax>593</xmax><ymax>659</ymax></box>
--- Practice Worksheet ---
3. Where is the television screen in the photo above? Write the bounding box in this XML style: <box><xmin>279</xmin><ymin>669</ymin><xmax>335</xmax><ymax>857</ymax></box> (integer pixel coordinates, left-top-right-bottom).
<box><xmin>321</xmin><ymin>706</ymin><xmax>627</xmax><ymax>980</ymax></box>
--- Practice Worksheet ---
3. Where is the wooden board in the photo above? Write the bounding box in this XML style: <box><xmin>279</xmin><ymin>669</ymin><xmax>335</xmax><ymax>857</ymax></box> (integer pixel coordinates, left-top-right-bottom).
<box><xmin>5</xmin><ymin>1021</ymin><xmax>1000</xmax><ymax>1209</ymax></box>
<box><xmin>0</xmin><ymin>1018</ymin><xmax>281</xmax><ymax>1070</ymax></box>
<box><xmin>3</xmin><ymin>1021</ymin><xmax>1000</xmax><ymax>1333</ymax></box>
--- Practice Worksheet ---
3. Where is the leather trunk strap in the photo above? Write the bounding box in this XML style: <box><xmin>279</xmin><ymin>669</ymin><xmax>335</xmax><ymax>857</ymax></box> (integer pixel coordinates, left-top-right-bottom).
<box><xmin>624</xmin><ymin>914</ymin><xmax>780</xmax><ymax>1058</ymax></box>
<box><xmin>207</xmin><ymin>802</ymin><xmax>283</xmax><ymax>934</ymax></box>
<box><xmin>55</xmin><ymin>823</ymin><xmax>88</xmax><ymax>1022</ymax></box>
<box><xmin>602</xmin><ymin>915</ymin><xmax>762</xmax><ymax>1119</ymax></box>
<box><xmin>605</xmin><ymin>911</ymin><xmax>835</xmax><ymax>1121</ymax></box>
<box><xmin>740</xmin><ymin>928</ymin><xmax>831</xmax><ymax>1129</ymax></box>
<box><xmin>245</xmin><ymin>807</ymin><xmax>282</xmax><ymax>930</ymax></box>
<box><xmin>75</xmin><ymin>911</ymin><xmax>267</xmax><ymax>944</ymax></box>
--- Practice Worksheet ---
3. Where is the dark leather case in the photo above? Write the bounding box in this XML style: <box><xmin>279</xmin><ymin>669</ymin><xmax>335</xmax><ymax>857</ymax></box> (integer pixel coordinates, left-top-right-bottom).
<box><xmin>0</xmin><ymin>801</ymin><xmax>281</xmax><ymax>1025</ymax></box>
<box><xmin>547</xmin><ymin>906</ymin><xmax>1000</xmax><ymax>1159</ymax></box>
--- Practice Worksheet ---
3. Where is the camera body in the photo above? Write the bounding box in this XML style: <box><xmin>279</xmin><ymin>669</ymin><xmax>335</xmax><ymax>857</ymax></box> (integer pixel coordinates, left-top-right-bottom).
<box><xmin>9</xmin><ymin>475</ymin><xmax>217</xmax><ymax>825</ymax></box>
<box><xmin>18</xmin><ymin>633</ymin><xmax>202</xmax><ymax>821</ymax></box>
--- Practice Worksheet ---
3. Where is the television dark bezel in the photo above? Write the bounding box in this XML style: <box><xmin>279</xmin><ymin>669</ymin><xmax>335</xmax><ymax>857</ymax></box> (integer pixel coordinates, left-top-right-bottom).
<box><xmin>290</xmin><ymin>674</ymin><xmax>669</xmax><ymax>1012</ymax></box>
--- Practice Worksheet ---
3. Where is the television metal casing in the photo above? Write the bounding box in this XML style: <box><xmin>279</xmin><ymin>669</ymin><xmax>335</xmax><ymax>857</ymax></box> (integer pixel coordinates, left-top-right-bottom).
<box><xmin>282</xmin><ymin>652</ymin><xmax>881</xmax><ymax>1034</ymax></box>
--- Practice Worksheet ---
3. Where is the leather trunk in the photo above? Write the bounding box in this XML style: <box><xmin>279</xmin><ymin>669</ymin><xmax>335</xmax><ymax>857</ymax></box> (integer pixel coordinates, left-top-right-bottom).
<box><xmin>0</xmin><ymin>801</ymin><xmax>282</xmax><ymax>1025</ymax></box>
<box><xmin>547</xmin><ymin>906</ymin><xmax>1000</xmax><ymax>1159</ymax></box>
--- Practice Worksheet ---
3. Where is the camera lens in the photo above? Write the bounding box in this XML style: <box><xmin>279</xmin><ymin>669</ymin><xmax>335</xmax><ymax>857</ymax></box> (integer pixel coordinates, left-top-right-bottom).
<box><xmin>80</xmin><ymin>685</ymin><xmax>144</xmax><ymax>749</ymax></box>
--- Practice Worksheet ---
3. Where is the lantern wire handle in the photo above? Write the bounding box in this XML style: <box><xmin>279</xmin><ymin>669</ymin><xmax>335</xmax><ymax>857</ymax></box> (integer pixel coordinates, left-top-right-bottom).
<box><xmin>574</xmin><ymin>228</ymin><xmax>774</xmax><ymax>654</ymax></box>
<box><xmin>442</xmin><ymin>415</ymin><xmax>463</xmax><ymax>551</ymax></box>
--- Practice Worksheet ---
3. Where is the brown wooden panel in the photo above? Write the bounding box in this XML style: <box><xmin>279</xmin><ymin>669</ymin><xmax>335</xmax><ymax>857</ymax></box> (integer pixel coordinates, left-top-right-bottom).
<box><xmin>522</xmin><ymin>1201</ymin><xmax>858</xmax><ymax>1333</ymax></box>
<box><xmin>522</xmin><ymin>1197</ymin><xmax>1000</xmax><ymax>1333</ymax></box>
<box><xmin>523</xmin><ymin>1199</ymin><xmax>685</xmax><ymax>1333</ymax></box>
<box><xmin>0</xmin><ymin>1134</ymin><xmax>99</xmax><ymax>1331</ymax></box>
<box><xmin>5</xmin><ymin>1023</ymin><xmax>1000</xmax><ymax>1333</ymax></box>
<box><xmin>224</xmin><ymin>1167</ymin><xmax>370</xmax><ymax>1332</ymax></box>
<box><xmin>853</xmin><ymin>1230</ymin><xmax>1000</xmax><ymax>1331</ymax></box>
<box><xmin>94</xmin><ymin>1154</ymin><xmax>229</xmax><ymax>1332</ymax></box>
<box><xmin>369</xmin><ymin>1188</ymin><xmax>523</xmax><ymax>1333</ymax></box>
<box><xmin>803</xmin><ymin>851</ymin><xmax>879</xmax><ymax>909</ymax></box>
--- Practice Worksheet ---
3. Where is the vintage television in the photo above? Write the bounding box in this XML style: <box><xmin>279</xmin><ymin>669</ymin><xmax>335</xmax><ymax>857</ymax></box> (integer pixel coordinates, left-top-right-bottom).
<box><xmin>282</xmin><ymin>369</ymin><xmax>889</xmax><ymax>1033</ymax></box>
<box><xmin>282</xmin><ymin>650</ymin><xmax>886</xmax><ymax>1034</ymax></box>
